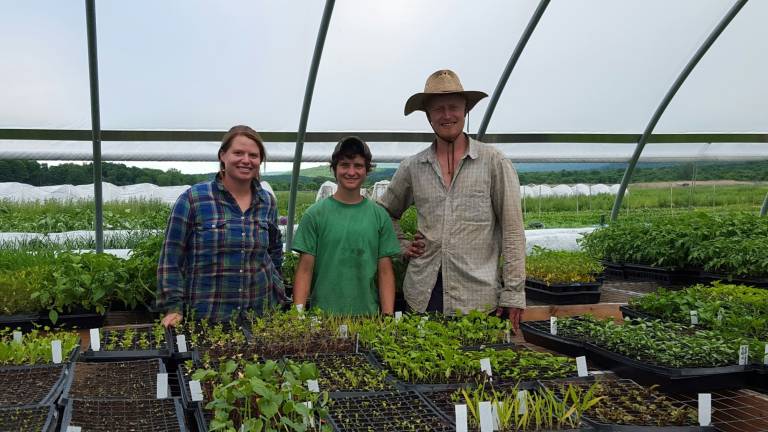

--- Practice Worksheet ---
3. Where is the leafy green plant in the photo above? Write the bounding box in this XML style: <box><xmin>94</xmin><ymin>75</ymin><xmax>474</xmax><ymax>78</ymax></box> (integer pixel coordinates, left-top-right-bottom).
<box><xmin>0</xmin><ymin>327</ymin><xmax>79</xmax><ymax>365</ymax></box>
<box><xmin>525</xmin><ymin>246</ymin><xmax>604</xmax><ymax>285</ymax></box>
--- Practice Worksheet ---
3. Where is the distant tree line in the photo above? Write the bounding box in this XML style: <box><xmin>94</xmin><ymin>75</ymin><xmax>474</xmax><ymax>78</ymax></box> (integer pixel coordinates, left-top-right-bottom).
<box><xmin>1</xmin><ymin>160</ymin><xmax>766</xmax><ymax>190</ymax></box>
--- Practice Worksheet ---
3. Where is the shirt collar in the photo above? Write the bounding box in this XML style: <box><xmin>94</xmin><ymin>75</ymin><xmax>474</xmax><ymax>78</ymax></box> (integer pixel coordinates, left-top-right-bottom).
<box><xmin>419</xmin><ymin>133</ymin><xmax>478</xmax><ymax>163</ymax></box>
<box><xmin>214</xmin><ymin>173</ymin><xmax>264</xmax><ymax>204</ymax></box>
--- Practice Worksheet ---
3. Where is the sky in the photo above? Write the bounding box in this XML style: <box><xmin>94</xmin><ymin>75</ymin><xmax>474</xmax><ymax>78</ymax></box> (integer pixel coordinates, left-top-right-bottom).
<box><xmin>1</xmin><ymin>1</ymin><xmax>766</xmax><ymax>174</ymax></box>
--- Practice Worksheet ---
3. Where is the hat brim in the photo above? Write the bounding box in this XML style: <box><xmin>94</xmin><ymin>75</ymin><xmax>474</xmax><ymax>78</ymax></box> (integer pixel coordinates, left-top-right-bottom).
<box><xmin>404</xmin><ymin>90</ymin><xmax>488</xmax><ymax>116</ymax></box>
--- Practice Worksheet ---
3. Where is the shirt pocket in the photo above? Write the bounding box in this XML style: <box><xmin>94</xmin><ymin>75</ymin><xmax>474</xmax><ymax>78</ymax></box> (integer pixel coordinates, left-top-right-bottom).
<box><xmin>193</xmin><ymin>220</ymin><xmax>228</xmax><ymax>270</ymax></box>
<box><xmin>463</xmin><ymin>190</ymin><xmax>493</xmax><ymax>224</ymax></box>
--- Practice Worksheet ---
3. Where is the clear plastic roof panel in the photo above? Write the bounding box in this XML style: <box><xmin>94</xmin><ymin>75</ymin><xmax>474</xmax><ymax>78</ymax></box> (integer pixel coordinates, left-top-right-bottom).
<box><xmin>487</xmin><ymin>0</ymin><xmax>737</xmax><ymax>134</ymax></box>
<box><xmin>656</xmin><ymin>0</ymin><xmax>768</xmax><ymax>133</ymax></box>
<box><xmin>0</xmin><ymin>1</ymin><xmax>91</xmax><ymax>129</ymax></box>
<box><xmin>307</xmin><ymin>0</ymin><xmax>541</xmax><ymax>132</ymax></box>
<box><xmin>95</xmin><ymin>1</ymin><xmax>324</xmax><ymax>131</ymax></box>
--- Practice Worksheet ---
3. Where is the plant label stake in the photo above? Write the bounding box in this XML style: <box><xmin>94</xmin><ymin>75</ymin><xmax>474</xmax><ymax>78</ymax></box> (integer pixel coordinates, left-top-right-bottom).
<box><xmin>716</xmin><ymin>309</ymin><xmax>723</xmax><ymax>323</ymax></box>
<box><xmin>455</xmin><ymin>404</ymin><xmax>468</xmax><ymax>432</ymax></box>
<box><xmin>550</xmin><ymin>317</ymin><xmax>557</xmax><ymax>335</ymax></box>
<box><xmin>492</xmin><ymin>402</ymin><xmax>501</xmax><ymax>430</ymax></box>
<box><xmin>517</xmin><ymin>390</ymin><xmax>528</xmax><ymax>414</ymax></box>
<box><xmin>355</xmin><ymin>333</ymin><xmax>359</xmax><ymax>353</ymax></box>
<box><xmin>51</xmin><ymin>340</ymin><xmax>62</xmax><ymax>364</ymax></box>
<box><xmin>394</xmin><ymin>311</ymin><xmax>402</xmax><ymax>322</ymax></box>
<box><xmin>12</xmin><ymin>331</ymin><xmax>22</xmax><ymax>344</ymax></box>
<box><xmin>480</xmin><ymin>357</ymin><xmax>493</xmax><ymax>380</ymax></box>
<box><xmin>576</xmin><ymin>356</ymin><xmax>588</xmax><ymax>377</ymax></box>
<box><xmin>339</xmin><ymin>324</ymin><xmax>349</xmax><ymax>339</ymax></box>
<box><xmin>738</xmin><ymin>345</ymin><xmax>749</xmax><ymax>366</ymax></box>
<box><xmin>690</xmin><ymin>310</ymin><xmax>698</xmax><ymax>325</ymax></box>
<box><xmin>504</xmin><ymin>329</ymin><xmax>511</xmax><ymax>344</ymax></box>
<box><xmin>306</xmin><ymin>379</ymin><xmax>320</xmax><ymax>393</ymax></box>
<box><xmin>478</xmin><ymin>401</ymin><xmax>493</xmax><ymax>432</ymax></box>
<box><xmin>764</xmin><ymin>344</ymin><xmax>768</xmax><ymax>366</ymax></box>
<box><xmin>698</xmin><ymin>393</ymin><xmax>711</xmax><ymax>426</ymax></box>
<box><xmin>66</xmin><ymin>427</ymin><xmax>82</xmax><ymax>432</ymax></box>
<box><xmin>176</xmin><ymin>335</ymin><xmax>187</xmax><ymax>353</ymax></box>
<box><xmin>296</xmin><ymin>304</ymin><xmax>305</xmax><ymax>319</ymax></box>
<box><xmin>189</xmin><ymin>380</ymin><xmax>204</xmax><ymax>402</ymax></box>
<box><xmin>302</xmin><ymin>401</ymin><xmax>315</xmax><ymax>427</ymax></box>
<box><xmin>90</xmin><ymin>329</ymin><xmax>100</xmax><ymax>351</ymax></box>
<box><xmin>156</xmin><ymin>373</ymin><xmax>168</xmax><ymax>399</ymax></box>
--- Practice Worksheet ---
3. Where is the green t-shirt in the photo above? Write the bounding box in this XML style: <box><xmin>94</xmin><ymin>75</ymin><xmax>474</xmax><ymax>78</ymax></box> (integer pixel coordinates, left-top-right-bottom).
<box><xmin>292</xmin><ymin>196</ymin><xmax>401</xmax><ymax>315</ymax></box>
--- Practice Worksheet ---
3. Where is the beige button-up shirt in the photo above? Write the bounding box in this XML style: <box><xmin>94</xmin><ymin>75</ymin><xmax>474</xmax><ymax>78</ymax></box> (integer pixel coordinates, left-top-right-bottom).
<box><xmin>378</xmin><ymin>137</ymin><xmax>526</xmax><ymax>313</ymax></box>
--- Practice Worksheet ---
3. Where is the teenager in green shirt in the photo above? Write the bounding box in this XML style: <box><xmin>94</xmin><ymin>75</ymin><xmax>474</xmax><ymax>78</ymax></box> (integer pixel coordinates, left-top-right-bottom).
<box><xmin>292</xmin><ymin>136</ymin><xmax>401</xmax><ymax>315</ymax></box>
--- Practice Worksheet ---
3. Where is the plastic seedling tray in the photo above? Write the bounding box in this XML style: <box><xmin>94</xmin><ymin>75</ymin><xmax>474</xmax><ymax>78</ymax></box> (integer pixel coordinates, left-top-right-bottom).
<box><xmin>526</xmin><ymin>277</ymin><xmax>603</xmax><ymax>293</ymax></box>
<box><xmin>82</xmin><ymin>324</ymin><xmax>172</xmax><ymax>361</ymax></box>
<box><xmin>61</xmin><ymin>358</ymin><xmax>165</xmax><ymax>401</ymax></box>
<box><xmin>284</xmin><ymin>352</ymin><xmax>401</xmax><ymax>397</ymax></box>
<box><xmin>0</xmin><ymin>404</ymin><xmax>57</xmax><ymax>432</ymax></box>
<box><xmin>601</xmin><ymin>261</ymin><xmax>625</xmax><ymax>278</ymax></box>
<box><xmin>540</xmin><ymin>377</ymin><xmax>715</xmax><ymax>431</ymax></box>
<box><xmin>664</xmin><ymin>388</ymin><xmax>768</xmax><ymax>431</ymax></box>
<box><xmin>0</xmin><ymin>312</ymin><xmax>46</xmax><ymax>332</ymax></box>
<box><xmin>327</xmin><ymin>391</ymin><xmax>453</xmax><ymax>431</ymax></box>
<box><xmin>583</xmin><ymin>343</ymin><xmax>749</xmax><ymax>393</ymax></box>
<box><xmin>618</xmin><ymin>306</ymin><xmax>660</xmax><ymax>321</ymax></box>
<box><xmin>620</xmin><ymin>263</ymin><xmax>698</xmax><ymax>286</ymax></box>
<box><xmin>0</xmin><ymin>363</ymin><xmax>68</xmax><ymax>407</ymax></box>
<box><xmin>525</xmin><ymin>286</ymin><xmax>602</xmax><ymax>305</ymax></box>
<box><xmin>169</xmin><ymin>321</ymin><xmax>252</xmax><ymax>360</ymax></box>
<box><xmin>61</xmin><ymin>398</ymin><xmax>187</xmax><ymax>432</ymax></box>
<box><xmin>519</xmin><ymin>320</ymin><xmax>588</xmax><ymax>357</ymax></box>
<box><xmin>419</xmin><ymin>380</ymin><xmax>538</xmax><ymax>423</ymax></box>
<box><xmin>697</xmin><ymin>271</ymin><xmax>768</xmax><ymax>289</ymax></box>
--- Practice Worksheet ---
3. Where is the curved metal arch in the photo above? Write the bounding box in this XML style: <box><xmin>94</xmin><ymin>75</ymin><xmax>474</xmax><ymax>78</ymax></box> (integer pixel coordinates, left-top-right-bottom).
<box><xmin>610</xmin><ymin>0</ymin><xmax>749</xmax><ymax>221</ymax></box>
<box><xmin>85</xmin><ymin>0</ymin><xmax>104</xmax><ymax>253</ymax></box>
<box><xmin>476</xmin><ymin>0</ymin><xmax>550</xmax><ymax>141</ymax></box>
<box><xmin>285</xmin><ymin>0</ymin><xmax>336</xmax><ymax>250</ymax></box>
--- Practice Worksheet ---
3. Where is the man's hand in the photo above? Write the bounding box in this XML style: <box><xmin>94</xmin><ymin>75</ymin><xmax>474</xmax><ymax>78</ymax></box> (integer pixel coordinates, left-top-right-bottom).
<box><xmin>495</xmin><ymin>307</ymin><xmax>523</xmax><ymax>331</ymax></box>
<box><xmin>405</xmin><ymin>231</ymin><xmax>426</xmax><ymax>259</ymax></box>
<box><xmin>161</xmin><ymin>312</ymin><xmax>183</xmax><ymax>328</ymax></box>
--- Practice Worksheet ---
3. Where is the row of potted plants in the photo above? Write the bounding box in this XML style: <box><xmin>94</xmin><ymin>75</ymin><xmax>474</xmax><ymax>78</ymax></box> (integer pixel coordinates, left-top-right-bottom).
<box><xmin>579</xmin><ymin>211</ymin><xmax>768</xmax><ymax>283</ymax></box>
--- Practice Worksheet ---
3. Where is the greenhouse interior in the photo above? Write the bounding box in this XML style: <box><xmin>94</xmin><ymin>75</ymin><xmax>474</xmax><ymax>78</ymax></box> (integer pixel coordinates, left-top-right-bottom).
<box><xmin>1</xmin><ymin>0</ymin><xmax>767</xmax><ymax>431</ymax></box>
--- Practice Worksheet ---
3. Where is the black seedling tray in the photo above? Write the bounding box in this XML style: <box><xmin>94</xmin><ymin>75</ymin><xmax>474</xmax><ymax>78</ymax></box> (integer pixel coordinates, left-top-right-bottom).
<box><xmin>284</xmin><ymin>352</ymin><xmax>402</xmax><ymax>396</ymax></box>
<box><xmin>583</xmin><ymin>342</ymin><xmax>749</xmax><ymax>393</ymax></box>
<box><xmin>419</xmin><ymin>380</ymin><xmax>539</xmax><ymax>424</ymax></box>
<box><xmin>601</xmin><ymin>261</ymin><xmax>625</xmax><ymax>278</ymax></box>
<box><xmin>61</xmin><ymin>398</ymin><xmax>187</xmax><ymax>432</ymax></box>
<box><xmin>526</xmin><ymin>277</ymin><xmax>603</xmax><ymax>293</ymax></box>
<box><xmin>697</xmin><ymin>271</ymin><xmax>768</xmax><ymax>288</ymax></box>
<box><xmin>327</xmin><ymin>391</ymin><xmax>453</xmax><ymax>431</ymax></box>
<box><xmin>0</xmin><ymin>404</ymin><xmax>57</xmax><ymax>432</ymax></box>
<box><xmin>0</xmin><ymin>363</ymin><xmax>68</xmax><ymax>407</ymax></box>
<box><xmin>620</xmin><ymin>263</ymin><xmax>697</xmax><ymax>286</ymax></box>
<box><xmin>618</xmin><ymin>306</ymin><xmax>660</xmax><ymax>321</ymax></box>
<box><xmin>525</xmin><ymin>286</ymin><xmax>601</xmax><ymax>305</ymax></box>
<box><xmin>539</xmin><ymin>377</ymin><xmax>715</xmax><ymax>431</ymax></box>
<box><xmin>0</xmin><ymin>311</ymin><xmax>106</xmax><ymax>332</ymax></box>
<box><xmin>520</xmin><ymin>320</ymin><xmax>588</xmax><ymax>357</ymax></box>
<box><xmin>81</xmin><ymin>324</ymin><xmax>172</xmax><ymax>361</ymax></box>
<box><xmin>61</xmin><ymin>358</ymin><xmax>166</xmax><ymax>401</ymax></box>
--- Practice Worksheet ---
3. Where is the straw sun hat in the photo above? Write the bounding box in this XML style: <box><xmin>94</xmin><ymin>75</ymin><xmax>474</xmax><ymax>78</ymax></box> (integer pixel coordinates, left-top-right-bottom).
<box><xmin>404</xmin><ymin>69</ymin><xmax>488</xmax><ymax>116</ymax></box>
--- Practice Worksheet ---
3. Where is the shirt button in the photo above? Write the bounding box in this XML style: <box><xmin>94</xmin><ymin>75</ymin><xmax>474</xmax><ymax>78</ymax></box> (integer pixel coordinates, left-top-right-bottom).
<box><xmin>242</xmin><ymin>233</ymin><xmax>245</xmax><ymax>237</ymax></box>
<box><xmin>238</xmin><ymin>289</ymin><xmax>242</xmax><ymax>292</ymax></box>
<box><xmin>240</xmin><ymin>269</ymin><xmax>244</xmax><ymax>273</ymax></box>
<box><xmin>241</xmin><ymin>216</ymin><xmax>245</xmax><ymax>220</ymax></box>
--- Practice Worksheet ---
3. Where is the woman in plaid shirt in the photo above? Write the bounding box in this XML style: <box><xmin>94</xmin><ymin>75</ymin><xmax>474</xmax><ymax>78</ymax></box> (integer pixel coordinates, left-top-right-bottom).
<box><xmin>157</xmin><ymin>125</ymin><xmax>286</xmax><ymax>326</ymax></box>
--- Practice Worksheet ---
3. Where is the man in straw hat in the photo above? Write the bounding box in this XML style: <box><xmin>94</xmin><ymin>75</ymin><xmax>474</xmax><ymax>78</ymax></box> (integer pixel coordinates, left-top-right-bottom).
<box><xmin>378</xmin><ymin>69</ymin><xmax>526</xmax><ymax>329</ymax></box>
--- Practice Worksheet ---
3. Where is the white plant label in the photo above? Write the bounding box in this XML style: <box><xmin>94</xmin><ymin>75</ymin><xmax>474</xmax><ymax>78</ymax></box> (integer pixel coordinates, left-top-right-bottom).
<box><xmin>517</xmin><ymin>390</ymin><xmax>528</xmax><ymax>414</ymax></box>
<box><xmin>479</xmin><ymin>358</ymin><xmax>493</xmax><ymax>377</ymax></box>
<box><xmin>355</xmin><ymin>333</ymin><xmax>360</xmax><ymax>354</ymax></box>
<box><xmin>690</xmin><ymin>310</ymin><xmax>699</xmax><ymax>325</ymax></box>
<box><xmin>339</xmin><ymin>324</ymin><xmax>349</xmax><ymax>339</ymax></box>
<box><xmin>550</xmin><ymin>316</ymin><xmax>557</xmax><ymax>335</ymax></box>
<box><xmin>478</xmin><ymin>401</ymin><xmax>494</xmax><ymax>432</ymax></box>
<box><xmin>302</xmin><ymin>401</ymin><xmax>315</xmax><ymax>427</ymax></box>
<box><xmin>306</xmin><ymin>379</ymin><xmax>320</xmax><ymax>393</ymax></box>
<box><xmin>455</xmin><ymin>404</ymin><xmax>468</xmax><ymax>432</ymax></box>
<box><xmin>764</xmin><ymin>344</ymin><xmax>768</xmax><ymax>366</ymax></box>
<box><xmin>576</xmin><ymin>356</ymin><xmax>588</xmax><ymax>377</ymax></box>
<box><xmin>492</xmin><ymin>402</ymin><xmax>501</xmax><ymax>430</ymax></box>
<box><xmin>189</xmin><ymin>380</ymin><xmax>204</xmax><ymax>402</ymax></box>
<box><xmin>698</xmin><ymin>393</ymin><xmax>712</xmax><ymax>426</ymax></box>
<box><xmin>310</xmin><ymin>316</ymin><xmax>320</xmax><ymax>327</ymax></box>
<box><xmin>296</xmin><ymin>304</ymin><xmax>305</xmax><ymax>319</ymax></box>
<box><xmin>739</xmin><ymin>345</ymin><xmax>749</xmax><ymax>366</ymax></box>
<box><xmin>716</xmin><ymin>309</ymin><xmax>724</xmax><ymax>322</ymax></box>
<box><xmin>176</xmin><ymin>335</ymin><xmax>188</xmax><ymax>353</ymax></box>
<box><xmin>51</xmin><ymin>340</ymin><xmax>63</xmax><ymax>364</ymax></box>
<box><xmin>90</xmin><ymin>329</ymin><xmax>100</xmax><ymax>351</ymax></box>
<box><xmin>156</xmin><ymin>373</ymin><xmax>168</xmax><ymax>399</ymax></box>
<box><xmin>504</xmin><ymin>330</ymin><xmax>511</xmax><ymax>344</ymax></box>
<box><xmin>66</xmin><ymin>427</ymin><xmax>82</xmax><ymax>432</ymax></box>
<box><xmin>12</xmin><ymin>331</ymin><xmax>22</xmax><ymax>344</ymax></box>
<box><xmin>394</xmin><ymin>311</ymin><xmax>402</xmax><ymax>322</ymax></box>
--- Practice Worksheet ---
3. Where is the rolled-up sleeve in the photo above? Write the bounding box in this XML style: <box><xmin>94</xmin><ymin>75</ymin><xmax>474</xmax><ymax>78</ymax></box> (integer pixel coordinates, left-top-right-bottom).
<box><xmin>156</xmin><ymin>191</ymin><xmax>194</xmax><ymax>313</ymax></box>
<box><xmin>492</xmin><ymin>157</ymin><xmax>526</xmax><ymax>309</ymax></box>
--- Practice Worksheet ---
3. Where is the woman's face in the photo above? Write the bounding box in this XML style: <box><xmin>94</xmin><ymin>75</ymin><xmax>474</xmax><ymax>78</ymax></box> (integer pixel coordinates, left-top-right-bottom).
<box><xmin>220</xmin><ymin>135</ymin><xmax>262</xmax><ymax>182</ymax></box>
